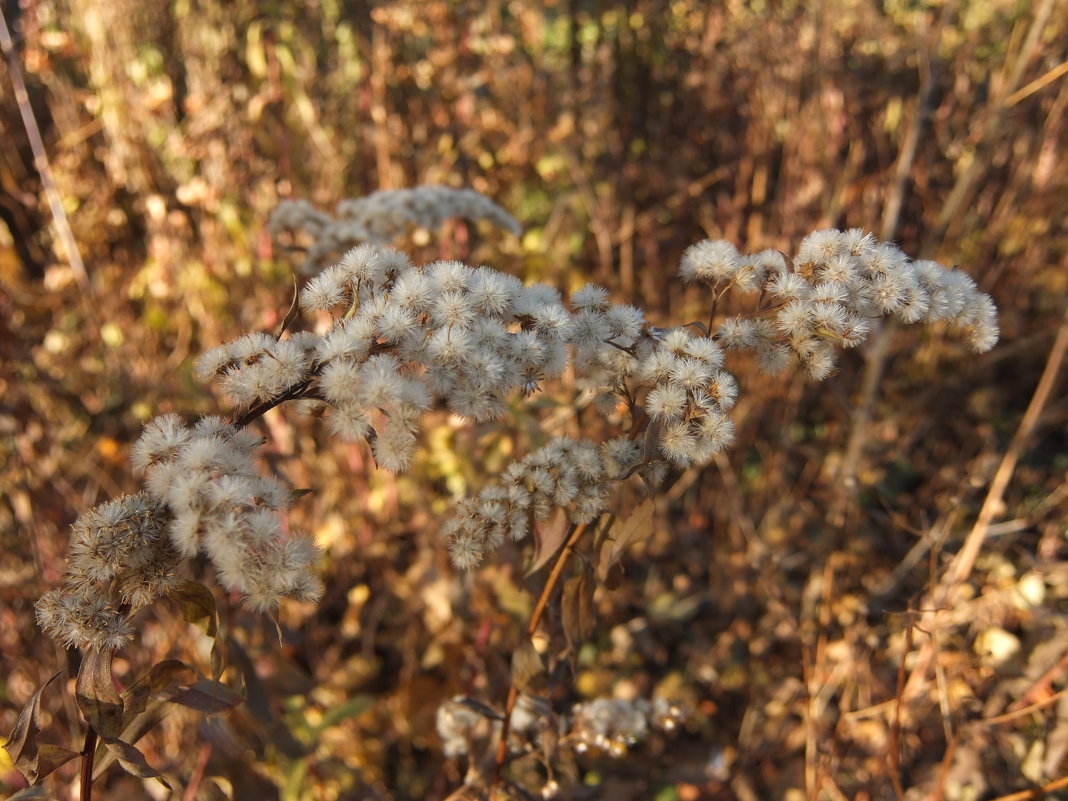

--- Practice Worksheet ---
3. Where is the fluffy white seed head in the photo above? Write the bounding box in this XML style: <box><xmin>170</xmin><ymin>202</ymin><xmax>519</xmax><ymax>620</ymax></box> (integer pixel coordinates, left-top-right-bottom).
<box><xmin>679</xmin><ymin>240</ymin><xmax>742</xmax><ymax>284</ymax></box>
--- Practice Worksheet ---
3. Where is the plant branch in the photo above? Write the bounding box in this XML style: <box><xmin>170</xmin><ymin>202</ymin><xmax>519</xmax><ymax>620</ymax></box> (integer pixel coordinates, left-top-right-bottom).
<box><xmin>80</xmin><ymin>725</ymin><xmax>98</xmax><ymax>801</ymax></box>
<box><xmin>0</xmin><ymin>7</ymin><xmax>90</xmax><ymax>294</ymax></box>
<box><xmin>490</xmin><ymin>521</ymin><xmax>590</xmax><ymax>792</ymax></box>
<box><xmin>232</xmin><ymin>377</ymin><xmax>318</xmax><ymax>429</ymax></box>
<box><xmin>905</xmin><ymin>303</ymin><xmax>1068</xmax><ymax>701</ymax></box>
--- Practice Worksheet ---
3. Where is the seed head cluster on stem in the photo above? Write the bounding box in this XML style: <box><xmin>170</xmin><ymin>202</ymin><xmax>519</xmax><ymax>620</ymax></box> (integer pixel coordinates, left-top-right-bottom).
<box><xmin>36</xmin><ymin>221</ymin><xmax>997</xmax><ymax>658</ymax></box>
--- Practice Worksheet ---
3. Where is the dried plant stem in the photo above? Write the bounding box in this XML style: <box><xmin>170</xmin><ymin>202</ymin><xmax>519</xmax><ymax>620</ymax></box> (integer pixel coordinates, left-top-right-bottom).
<box><xmin>1005</xmin><ymin>650</ymin><xmax>1068</xmax><ymax>713</ymax></box>
<box><xmin>888</xmin><ymin>620</ymin><xmax>912</xmax><ymax>801</ymax></box>
<box><xmin>928</xmin><ymin>731</ymin><xmax>958</xmax><ymax>801</ymax></box>
<box><xmin>906</xmin><ymin>303</ymin><xmax>1068</xmax><ymax>700</ymax></box>
<box><xmin>984</xmin><ymin>687</ymin><xmax>1068</xmax><ymax>727</ymax></box>
<box><xmin>829</xmin><ymin>318</ymin><xmax>897</xmax><ymax>526</ymax></box>
<box><xmin>1004</xmin><ymin>58</ymin><xmax>1068</xmax><ymax>107</ymax></box>
<box><xmin>948</xmin><ymin>319</ymin><xmax>1068</xmax><ymax>585</ymax></box>
<box><xmin>80</xmin><ymin>725</ymin><xmax>98</xmax><ymax>801</ymax></box>
<box><xmin>987</xmin><ymin>775</ymin><xmax>1068</xmax><ymax>801</ymax></box>
<box><xmin>0</xmin><ymin>7</ymin><xmax>90</xmax><ymax>294</ymax></box>
<box><xmin>922</xmin><ymin>0</ymin><xmax>1055</xmax><ymax>255</ymax></box>
<box><xmin>232</xmin><ymin>376</ymin><xmax>318</xmax><ymax>429</ymax></box>
<box><xmin>182</xmin><ymin>742</ymin><xmax>212</xmax><ymax>801</ymax></box>
<box><xmin>490</xmin><ymin>521</ymin><xmax>590</xmax><ymax>792</ymax></box>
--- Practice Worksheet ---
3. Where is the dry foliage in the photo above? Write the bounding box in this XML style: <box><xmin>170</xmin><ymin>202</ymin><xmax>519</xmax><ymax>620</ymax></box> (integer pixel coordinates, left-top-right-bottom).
<box><xmin>1</xmin><ymin>1</ymin><xmax>1066</xmax><ymax>800</ymax></box>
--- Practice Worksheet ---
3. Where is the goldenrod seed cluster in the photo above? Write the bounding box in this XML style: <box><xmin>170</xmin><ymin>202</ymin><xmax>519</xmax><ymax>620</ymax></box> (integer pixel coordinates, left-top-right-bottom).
<box><xmin>36</xmin><ymin>491</ymin><xmax>178</xmax><ymax>651</ymax></box>
<box><xmin>37</xmin><ymin>415</ymin><xmax>322</xmax><ymax>652</ymax></box>
<box><xmin>38</xmin><ymin>215</ymin><xmax>999</xmax><ymax>651</ymax></box>
<box><xmin>435</xmin><ymin>693</ymin><xmax>686</xmax><ymax>761</ymax></box>
<box><xmin>681</xmin><ymin>229</ymin><xmax>998</xmax><ymax>382</ymax></box>
<box><xmin>269</xmin><ymin>185</ymin><xmax>521</xmax><ymax>273</ymax></box>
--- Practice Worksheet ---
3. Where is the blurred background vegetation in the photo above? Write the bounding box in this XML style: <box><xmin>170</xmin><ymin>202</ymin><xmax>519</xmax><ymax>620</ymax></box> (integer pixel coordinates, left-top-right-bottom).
<box><xmin>1</xmin><ymin>0</ymin><xmax>1066</xmax><ymax>798</ymax></box>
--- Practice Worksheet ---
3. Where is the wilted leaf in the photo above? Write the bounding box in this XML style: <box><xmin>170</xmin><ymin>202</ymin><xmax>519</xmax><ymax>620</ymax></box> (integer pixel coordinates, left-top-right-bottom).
<box><xmin>76</xmin><ymin>649</ymin><xmax>124</xmax><ymax>741</ymax></box>
<box><xmin>76</xmin><ymin>654</ymin><xmax>172</xmax><ymax>786</ymax></box>
<box><xmin>122</xmin><ymin>660</ymin><xmax>193</xmax><ymax>724</ymax></box>
<box><xmin>3</xmin><ymin>671</ymin><xmax>64</xmax><ymax>783</ymax></box>
<box><xmin>450</xmin><ymin>696</ymin><xmax>503</xmax><ymax>721</ymax></box>
<box><xmin>210</xmin><ymin>627</ymin><xmax>226</xmax><ymax>682</ymax></box>
<box><xmin>101</xmin><ymin>737</ymin><xmax>167</xmax><ymax>784</ymax></box>
<box><xmin>527</xmin><ymin>508</ymin><xmax>572</xmax><ymax>576</ymax></box>
<box><xmin>511</xmin><ymin>640</ymin><xmax>546</xmax><ymax>693</ymax></box>
<box><xmin>93</xmin><ymin>700</ymin><xmax>171</xmax><ymax>780</ymax></box>
<box><xmin>32</xmin><ymin>745</ymin><xmax>80</xmax><ymax>781</ymax></box>
<box><xmin>561</xmin><ymin>571</ymin><xmax>596</xmax><ymax>653</ymax></box>
<box><xmin>596</xmin><ymin>497</ymin><xmax>654</xmax><ymax>582</ymax></box>
<box><xmin>169</xmin><ymin>679</ymin><xmax>244</xmax><ymax>713</ymax></box>
<box><xmin>275</xmin><ymin>274</ymin><xmax>300</xmax><ymax>338</ymax></box>
<box><xmin>168</xmin><ymin>579</ymin><xmax>218</xmax><ymax>637</ymax></box>
<box><xmin>600</xmin><ymin>560</ymin><xmax>624</xmax><ymax>591</ymax></box>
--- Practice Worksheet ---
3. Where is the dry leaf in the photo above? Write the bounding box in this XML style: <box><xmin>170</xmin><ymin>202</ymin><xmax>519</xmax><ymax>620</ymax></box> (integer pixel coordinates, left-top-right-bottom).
<box><xmin>561</xmin><ymin>571</ymin><xmax>596</xmax><ymax>653</ymax></box>
<box><xmin>2</xmin><ymin>671</ymin><xmax>73</xmax><ymax>783</ymax></box>
<box><xmin>511</xmin><ymin>640</ymin><xmax>546</xmax><ymax>693</ymax></box>
<box><xmin>122</xmin><ymin>660</ymin><xmax>193</xmax><ymax>725</ymax></box>
<box><xmin>77</xmin><ymin>651</ymin><xmax>169</xmax><ymax>785</ymax></box>
<box><xmin>169</xmin><ymin>679</ymin><xmax>245</xmax><ymax>714</ymax></box>
<box><xmin>168</xmin><ymin>579</ymin><xmax>218</xmax><ymax>637</ymax></box>
<box><xmin>75</xmin><ymin>649</ymin><xmax>124</xmax><ymax>741</ymax></box>
<box><xmin>596</xmin><ymin>497</ymin><xmax>654</xmax><ymax>583</ymax></box>
<box><xmin>100</xmin><ymin>737</ymin><xmax>166</xmax><ymax>783</ymax></box>
<box><xmin>527</xmin><ymin>508</ymin><xmax>572</xmax><ymax>576</ymax></box>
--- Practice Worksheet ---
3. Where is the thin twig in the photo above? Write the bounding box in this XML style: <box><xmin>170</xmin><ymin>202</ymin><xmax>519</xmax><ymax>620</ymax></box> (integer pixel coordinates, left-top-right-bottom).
<box><xmin>232</xmin><ymin>377</ymin><xmax>318</xmax><ymax>429</ymax></box>
<box><xmin>182</xmin><ymin>742</ymin><xmax>212</xmax><ymax>801</ymax></box>
<box><xmin>986</xmin><ymin>775</ymin><xmax>1068</xmax><ymax>801</ymax></box>
<box><xmin>1004</xmin><ymin>57</ymin><xmax>1068</xmax><ymax>107</ymax></box>
<box><xmin>0</xmin><ymin>7</ymin><xmax>91</xmax><ymax>293</ymax></box>
<box><xmin>946</xmin><ymin>310</ymin><xmax>1068</xmax><ymax>587</ymax></box>
<box><xmin>1005</xmin><ymin>650</ymin><xmax>1068</xmax><ymax>713</ymax></box>
<box><xmin>927</xmin><ymin>731</ymin><xmax>958</xmax><ymax>801</ymax></box>
<box><xmin>888</xmin><ymin>620</ymin><xmax>912</xmax><ymax>801</ymax></box>
<box><xmin>489</xmin><ymin>521</ymin><xmax>590</xmax><ymax>793</ymax></box>
<box><xmin>983</xmin><ymin>687</ymin><xmax>1068</xmax><ymax>727</ymax></box>
<box><xmin>905</xmin><ymin>304</ymin><xmax>1068</xmax><ymax>700</ymax></box>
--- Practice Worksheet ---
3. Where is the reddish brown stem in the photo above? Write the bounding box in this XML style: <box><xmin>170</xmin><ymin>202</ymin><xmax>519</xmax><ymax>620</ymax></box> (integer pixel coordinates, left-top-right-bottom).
<box><xmin>489</xmin><ymin>521</ymin><xmax>590</xmax><ymax>793</ymax></box>
<box><xmin>80</xmin><ymin>725</ymin><xmax>98</xmax><ymax>801</ymax></box>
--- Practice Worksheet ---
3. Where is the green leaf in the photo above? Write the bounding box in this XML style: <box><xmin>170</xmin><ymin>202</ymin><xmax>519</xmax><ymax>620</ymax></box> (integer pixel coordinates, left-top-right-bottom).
<box><xmin>312</xmin><ymin>695</ymin><xmax>374</xmax><ymax>736</ymax></box>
